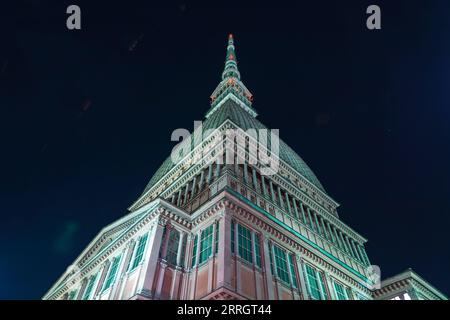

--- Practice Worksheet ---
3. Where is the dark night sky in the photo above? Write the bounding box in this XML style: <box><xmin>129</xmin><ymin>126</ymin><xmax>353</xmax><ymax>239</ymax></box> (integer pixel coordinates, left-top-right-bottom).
<box><xmin>1</xmin><ymin>0</ymin><xmax>449</xmax><ymax>299</ymax></box>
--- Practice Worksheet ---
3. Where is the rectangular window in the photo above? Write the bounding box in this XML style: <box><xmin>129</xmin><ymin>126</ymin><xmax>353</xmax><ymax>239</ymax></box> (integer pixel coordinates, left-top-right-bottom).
<box><xmin>68</xmin><ymin>290</ymin><xmax>78</xmax><ymax>300</ymax></box>
<box><xmin>357</xmin><ymin>293</ymin><xmax>368</xmax><ymax>300</ymax></box>
<box><xmin>237</xmin><ymin>224</ymin><xmax>253</xmax><ymax>264</ymax></box>
<box><xmin>254</xmin><ymin>233</ymin><xmax>262</xmax><ymax>268</ymax></box>
<box><xmin>334</xmin><ymin>281</ymin><xmax>347</xmax><ymax>300</ymax></box>
<box><xmin>103</xmin><ymin>254</ymin><xmax>122</xmax><ymax>292</ymax></box>
<box><xmin>305</xmin><ymin>264</ymin><xmax>321</xmax><ymax>300</ymax></box>
<box><xmin>231</xmin><ymin>220</ymin><xmax>235</xmax><ymax>254</ymax></box>
<box><xmin>346</xmin><ymin>287</ymin><xmax>353</xmax><ymax>300</ymax></box>
<box><xmin>215</xmin><ymin>221</ymin><xmax>219</xmax><ymax>254</ymax></box>
<box><xmin>131</xmin><ymin>233</ymin><xmax>149</xmax><ymax>270</ymax></box>
<box><xmin>82</xmin><ymin>274</ymin><xmax>98</xmax><ymax>300</ymax></box>
<box><xmin>166</xmin><ymin>229</ymin><xmax>180</xmax><ymax>266</ymax></box>
<box><xmin>288</xmin><ymin>254</ymin><xmax>298</xmax><ymax>288</ymax></box>
<box><xmin>273</xmin><ymin>244</ymin><xmax>290</xmax><ymax>283</ymax></box>
<box><xmin>318</xmin><ymin>272</ymin><xmax>328</xmax><ymax>300</ymax></box>
<box><xmin>191</xmin><ymin>234</ymin><xmax>198</xmax><ymax>267</ymax></box>
<box><xmin>199</xmin><ymin>224</ymin><xmax>214</xmax><ymax>264</ymax></box>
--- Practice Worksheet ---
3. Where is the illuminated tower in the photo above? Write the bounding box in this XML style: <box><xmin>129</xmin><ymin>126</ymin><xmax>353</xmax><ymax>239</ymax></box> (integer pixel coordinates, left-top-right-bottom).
<box><xmin>44</xmin><ymin>34</ymin><xmax>378</xmax><ymax>300</ymax></box>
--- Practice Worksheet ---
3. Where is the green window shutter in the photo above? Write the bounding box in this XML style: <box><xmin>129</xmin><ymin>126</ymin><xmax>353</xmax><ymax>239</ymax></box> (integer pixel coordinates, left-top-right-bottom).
<box><xmin>237</xmin><ymin>224</ymin><xmax>253</xmax><ymax>264</ymax></box>
<box><xmin>82</xmin><ymin>273</ymin><xmax>98</xmax><ymax>300</ymax></box>
<box><xmin>166</xmin><ymin>229</ymin><xmax>180</xmax><ymax>266</ymax></box>
<box><xmin>103</xmin><ymin>254</ymin><xmax>122</xmax><ymax>292</ymax></box>
<box><xmin>305</xmin><ymin>264</ymin><xmax>321</xmax><ymax>300</ymax></box>
<box><xmin>191</xmin><ymin>234</ymin><xmax>198</xmax><ymax>268</ymax></box>
<box><xmin>131</xmin><ymin>233</ymin><xmax>149</xmax><ymax>270</ymax></box>
<box><xmin>254</xmin><ymin>233</ymin><xmax>262</xmax><ymax>268</ymax></box>
<box><xmin>288</xmin><ymin>254</ymin><xmax>298</xmax><ymax>288</ymax></box>
<box><xmin>273</xmin><ymin>244</ymin><xmax>290</xmax><ymax>283</ymax></box>
<box><xmin>318</xmin><ymin>272</ymin><xmax>329</xmax><ymax>300</ymax></box>
<box><xmin>333</xmin><ymin>281</ymin><xmax>347</xmax><ymax>300</ymax></box>
<box><xmin>199</xmin><ymin>224</ymin><xmax>214</xmax><ymax>264</ymax></box>
<box><xmin>231</xmin><ymin>220</ymin><xmax>235</xmax><ymax>253</ymax></box>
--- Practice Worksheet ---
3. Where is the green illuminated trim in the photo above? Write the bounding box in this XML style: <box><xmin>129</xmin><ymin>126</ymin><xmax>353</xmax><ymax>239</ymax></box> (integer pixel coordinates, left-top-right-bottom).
<box><xmin>225</xmin><ymin>187</ymin><xmax>369</xmax><ymax>284</ymax></box>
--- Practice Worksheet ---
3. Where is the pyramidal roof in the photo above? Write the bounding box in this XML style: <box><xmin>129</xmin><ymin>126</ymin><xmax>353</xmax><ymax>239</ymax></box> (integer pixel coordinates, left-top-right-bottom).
<box><xmin>139</xmin><ymin>35</ymin><xmax>326</xmax><ymax>198</ymax></box>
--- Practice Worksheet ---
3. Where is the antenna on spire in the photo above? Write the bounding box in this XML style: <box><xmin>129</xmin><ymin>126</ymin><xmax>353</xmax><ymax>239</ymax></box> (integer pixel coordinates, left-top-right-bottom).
<box><xmin>222</xmin><ymin>33</ymin><xmax>240</xmax><ymax>80</ymax></box>
<box><xmin>207</xmin><ymin>34</ymin><xmax>257</xmax><ymax>119</ymax></box>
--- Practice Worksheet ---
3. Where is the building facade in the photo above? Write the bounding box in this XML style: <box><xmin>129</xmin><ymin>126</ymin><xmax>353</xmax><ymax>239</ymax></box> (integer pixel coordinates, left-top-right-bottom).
<box><xmin>43</xmin><ymin>35</ymin><xmax>446</xmax><ymax>301</ymax></box>
<box><xmin>374</xmin><ymin>269</ymin><xmax>447</xmax><ymax>300</ymax></box>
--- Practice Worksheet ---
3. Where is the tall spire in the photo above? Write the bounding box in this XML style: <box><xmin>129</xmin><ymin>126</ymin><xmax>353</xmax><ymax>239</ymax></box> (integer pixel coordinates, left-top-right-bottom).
<box><xmin>222</xmin><ymin>34</ymin><xmax>241</xmax><ymax>80</ymax></box>
<box><xmin>207</xmin><ymin>34</ymin><xmax>257</xmax><ymax>118</ymax></box>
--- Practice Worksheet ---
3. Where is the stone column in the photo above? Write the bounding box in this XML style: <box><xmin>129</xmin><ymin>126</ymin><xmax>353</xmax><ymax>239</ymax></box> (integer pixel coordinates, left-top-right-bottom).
<box><xmin>207</xmin><ymin>222</ymin><xmax>217</xmax><ymax>293</ymax></box>
<box><xmin>269</xmin><ymin>180</ymin><xmax>276</xmax><ymax>203</ymax></box>
<box><xmin>109</xmin><ymin>245</ymin><xmax>131</xmax><ymax>300</ymax></box>
<box><xmin>299</xmin><ymin>201</ymin><xmax>307</xmax><ymax>225</ymax></box>
<box><xmin>314</xmin><ymin>212</ymin><xmax>322</xmax><ymax>235</ymax></box>
<box><xmin>183</xmin><ymin>182</ymin><xmax>190</xmax><ymax>205</ymax></box>
<box><xmin>345</xmin><ymin>236</ymin><xmax>356</xmax><ymax>259</ymax></box>
<box><xmin>327</xmin><ymin>222</ymin><xmax>336</xmax><ymax>244</ymax></box>
<box><xmin>117</xmin><ymin>240</ymin><xmax>136</xmax><ymax>299</ymax></box>
<box><xmin>307</xmin><ymin>208</ymin><xmax>315</xmax><ymax>231</ymax></box>
<box><xmin>176</xmin><ymin>189</ymin><xmax>182</xmax><ymax>207</ymax></box>
<box><xmin>295</xmin><ymin>255</ymin><xmax>309</xmax><ymax>300</ymax></box>
<box><xmin>350</xmin><ymin>240</ymin><xmax>362</xmax><ymax>263</ymax></box>
<box><xmin>285</xmin><ymin>193</ymin><xmax>292</xmax><ymax>216</ymax></box>
<box><xmin>251</xmin><ymin>231</ymin><xmax>260</xmax><ymax>299</ymax></box>
<box><xmin>190</xmin><ymin>229</ymin><xmax>203</xmax><ymax>300</ymax></box>
<box><xmin>216</xmin><ymin>211</ymin><xmax>232</xmax><ymax>289</ymax></box>
<box><xmin>170</xmin><ymin>230</ymin><xmax>183</xmax><ymax>299</ymax></box>
<box><xmin>198</xmin><ymin>170</ymin><xmax>204</xmax><ymax>192</ymax></box>
<box><xmin>170</xmin><ymin>231</ymin><xmax>185</xmax><ymax>300</ymax></box>
<box><xmin>324</xmin><ymin>272</ymin><xmax>336</xmax><ymax>300</ymax></box>
<box><xmin>263</xmin><ymin>238</ymin><xmax>275</xmax><ymax>300</ymax></box>
<box><xmin>191</xmin><ymin>176</ymin><xmax>197</xmax><ymax>198</ymax></box>
<box><xmin>234</xmin><ymin>155</ymin><xmax>240</xmax><ymax>177</ymax></box>
<box><xmin>207</xmin><ymin>163</ymin><xmax>213</xmax><ymax>184</ymax></box>
<box><xmin>93</xmin><ymin>260</ymin><xmax>109</xmax><ymax>299</ymax></box>
<box><xmin>285</xmin><ymin>251</ymin><xmax>295</xmax><ymax>296</ymax></box>
<box><xmin>277</xmin><ymin>185</ymin><xmax>284</xmax><ymax>208</ymax></box>
<box><xmin>333</xmin><ymin>226</ymin><xmax>343</xmax><ymax>250</ymax></box>
<box><xmin>134</xmin><ymin>219</ymin><xmax>165</xmax><ymax>298</ymax></box>
<box><xmin>252</xmin><ymin>167</ymin><xmax>259</xmax><ymax>191</ymax></box>
<box><xmin>234</xmin><ymin>219</ymin><xmax>241</xmax><ymax>293</ymax></box>
<box><xmin>215</xmin><ymin>160</ymin><xmax>221</xmax><ymax>179</ymax></box>
<box><xmin>292</xmin><ymin>198</ymin><xmax>300</xmax><ymax>220</ymax></box>
<box><xmin>261</xmin><ymin>176</ymin><xmax>268</xmax><ymax>197</ymax></box>
<box><xmin>179</xmin><ymin>234</ymin><xmax>194</xmax><ymax>299</ymax></box>
<box><xmin>243</xmin><ymin>162</ymin><xmax>248</xmax><ymax>184</ymax></box>
<box><xmin>76</xmin><ymin>278</ymin><xmax>88</xmax><ymax>300</ymax></box>
<box><xmin>339</xmin><ymin>231</ymin><xmax>350</xmax><ymax>255</ymax></box>
<box><xmin>321</xmin><ymin>218</ymin><xmax>329</xmax><ymax>240</ymax></box>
